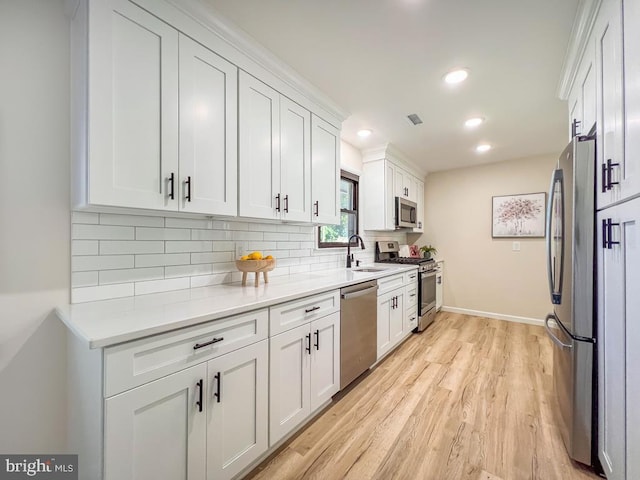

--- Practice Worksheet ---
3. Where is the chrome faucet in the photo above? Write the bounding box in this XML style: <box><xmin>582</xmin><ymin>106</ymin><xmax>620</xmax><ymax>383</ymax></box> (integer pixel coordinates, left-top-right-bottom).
<box><xmin>346</xmin><ymin>234</ymin><xmax>365</xmax><ymax>268</ymax></box>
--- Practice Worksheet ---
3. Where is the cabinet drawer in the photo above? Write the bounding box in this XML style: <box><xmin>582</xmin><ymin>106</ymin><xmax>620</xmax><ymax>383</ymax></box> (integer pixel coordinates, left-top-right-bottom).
<box><xmin>404</xmin><ymin>269</ymin><xmax>418</xmax><ymax>285</ymax></box>
<box><xmin>104</xmin><ymin>309</ymin><xmax>268</xmax><ymax>397</ymax></box>
<box><xmin>377</xmin><ymin>273</ymin><xmax>405</xmax><ymax>295</ymax></box>
<box><xmin>269</xmin><ymin>290</ymin><xmax>340</xmax><ymax>336</ymax></box>
<box><xmin>406</xmin><ymin>285</ymin><xmax>418</xmax><ymax>308</ymax></box>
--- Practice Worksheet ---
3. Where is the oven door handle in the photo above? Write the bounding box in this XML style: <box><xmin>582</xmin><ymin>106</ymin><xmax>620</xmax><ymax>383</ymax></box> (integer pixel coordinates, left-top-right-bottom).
<box><xmin>420</xmin><ymin>270</ymin><xmax>437</xmax><ymax>279</ymax></box>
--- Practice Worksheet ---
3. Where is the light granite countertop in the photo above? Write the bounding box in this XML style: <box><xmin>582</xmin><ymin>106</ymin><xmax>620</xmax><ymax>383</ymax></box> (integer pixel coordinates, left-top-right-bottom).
<box><xmin>56</xmin><ymin>264</ymin><xmax>417</xmax><ymax>349</ymax></box>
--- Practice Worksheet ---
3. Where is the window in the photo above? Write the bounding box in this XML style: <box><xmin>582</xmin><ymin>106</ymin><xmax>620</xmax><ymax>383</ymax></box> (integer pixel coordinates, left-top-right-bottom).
<box><xmin>318</xmin><ymin>171</ymin><xmax>359</xmax><ymax>248</ymax></box>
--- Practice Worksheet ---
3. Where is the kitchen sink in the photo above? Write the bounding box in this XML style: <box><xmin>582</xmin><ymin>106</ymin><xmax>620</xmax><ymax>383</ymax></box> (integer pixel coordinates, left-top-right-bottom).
<box><xmin>351</xmin><ymin>267</ymin><xmax>384</xmax><ymax>273</ymax></box>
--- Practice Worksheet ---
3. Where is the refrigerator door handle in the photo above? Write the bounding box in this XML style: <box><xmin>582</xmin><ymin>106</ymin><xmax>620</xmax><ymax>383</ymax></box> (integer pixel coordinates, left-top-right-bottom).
<box><xmin>546</xmin><ymin>168</ymin><xmax>565</xmax><ymax>305</ymax></box>
<box><xmin>544</xmin><ymin>314</ymin><xmax>573</xmax><ymax>349</ymax></box>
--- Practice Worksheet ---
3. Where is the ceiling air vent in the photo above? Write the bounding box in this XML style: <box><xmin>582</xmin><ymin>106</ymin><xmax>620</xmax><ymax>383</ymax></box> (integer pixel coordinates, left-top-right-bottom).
<box><xmin>407</xmin><ymin>113</ymin><xmax>423</xmax><ymax>125</ymax></box>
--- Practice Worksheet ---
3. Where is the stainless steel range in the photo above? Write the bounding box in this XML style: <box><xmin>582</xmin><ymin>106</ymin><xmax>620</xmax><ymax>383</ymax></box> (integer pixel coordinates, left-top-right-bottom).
<box><xmin>375</xmin><ymin>241</ymin><xmax>437</xmax><ymax>332</ymax></box>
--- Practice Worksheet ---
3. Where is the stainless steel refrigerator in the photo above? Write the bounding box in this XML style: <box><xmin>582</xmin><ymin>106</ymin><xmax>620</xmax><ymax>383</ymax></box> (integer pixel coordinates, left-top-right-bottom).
<box><xmin>544</xmin><ymin>133</ymin><xmax>597</xmax><ymax>466</ymax></box>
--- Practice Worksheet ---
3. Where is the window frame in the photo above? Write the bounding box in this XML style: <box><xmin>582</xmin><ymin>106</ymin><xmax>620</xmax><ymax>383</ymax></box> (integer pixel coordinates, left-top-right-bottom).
<box><xmin>317</xmin><ymin>171</ymin><xmax>360</xmax><ymax>248</ymax></box>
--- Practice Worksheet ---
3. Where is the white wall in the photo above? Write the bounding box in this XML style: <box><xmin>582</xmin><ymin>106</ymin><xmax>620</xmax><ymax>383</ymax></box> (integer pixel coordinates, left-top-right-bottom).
<box><xmin>0</xmin><ymin>0</ymin><xmax>70</xmax><ymax>452</ymax></box>
<box><xmin>417</xmin><ymin>154</ymin><xmax>557</xmax><ymax>321</ymax></box>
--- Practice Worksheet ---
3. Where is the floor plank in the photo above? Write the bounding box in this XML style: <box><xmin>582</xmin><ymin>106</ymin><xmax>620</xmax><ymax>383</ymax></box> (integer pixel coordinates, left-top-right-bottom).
<box><xmin>245</xmin><ymin>313</ymin><xmax>601</xmax><ymax>480</ymax></box>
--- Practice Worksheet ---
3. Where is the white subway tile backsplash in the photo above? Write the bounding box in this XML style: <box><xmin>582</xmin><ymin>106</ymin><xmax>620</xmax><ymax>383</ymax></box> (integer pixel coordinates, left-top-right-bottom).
<box><xmin>135</xmin><ymin>277</ymin><xmax>190</xmax><ymax>296</ymax></box>
<box><xmin>99</xmin><ymin>267</ymin><xmax>164</xmax><ymax>285</ymax></box>
<box><xmin>72</xmin><ymin>283</ymin><xmax>134</xmax><ymax>303</ymax></box>
<box><xmin>211</xmin><ymin>220</ymin><xmax>249</xmax><ymax>231</ymax></box>
<box><xmin>165</xmin><ymin>264</ymin><xmax>213</xmax><ymax>279</ymax></box>
<box><xmin>72</xmin><ymin>240</ymin><xmax>99</xmax><ymax>256</ymax></box>
<box><xmin>264</xmin><ymin>232</ymin><xmax>287</xmax><ymax>241</ymax></box>
<box><xmin>191</xmin><ymin>252</ymin><xmax>233</xmax><ymax>264</ymax></box>
<box><xmin>135</xmin><ymin>253</ymin><xmax>191</xmax><ymax>268</ymax></box>
<box><xmin>211</xmin><ymin>241</ymin><xmax>236</xmax><ymax>252</ymax></box>
<box><xmin>72</xmin><ymin>255</ymin><xmax>134</xmax><ymax>272</ymax></box>
<box><xmin>71</xmin><ymin>271</ymin><xmax>98</xmax><ymax>288</ymax></box>
<box><xmin>277</xmin><ymin>225</ymin><xmax>300</xmax><ymax>233</ymax></box>
<box><xmin>100</xmin><ymin>241</ymin><xmax>164</xmax><ymax>255</ymax></box>
<box><xmin>190</xmin><ymin>272</ymin><xmax>234</xmax><ymax>288</ymax></box>
<box><xmin>165</xmin><ymin>241</ymin><xmax>212</xmax><ymax>253</ymax></box>
<box><xmin>165</xmin><ymin>217</ymin><xmax>211</xmax><ymax>229</ymax></box>
<box><xmin>72</xmin><ymin>211</ymin><xmax>99</xmax><ymax>224</ymax></box>
<box><xmin>228</xmin><ymin>231</ymin><xmax>263</xmax><ymax>241</ymax></box>
<box><xmin>72</xmin><ymin>224</ymin><xmax>135</xmax><ymax>240</ymax></box>
<box><xmin>136</xmin><ymin>227</ymin><xmax>190</xmax><ymax>241</ymax></box>
<box><xmin>191</xmin><ymin>229</ymin><xmax>232</xmax><ymax>241</ymax></box>
<box><xmin>100</xmin><ymin>213</ymin><xmax>164</xmax><ymax>227</ymax></box>
<box><xmin>70</xmin><ymin>211</ymin><xmax>407</xmax><ymax>303</ymax></box>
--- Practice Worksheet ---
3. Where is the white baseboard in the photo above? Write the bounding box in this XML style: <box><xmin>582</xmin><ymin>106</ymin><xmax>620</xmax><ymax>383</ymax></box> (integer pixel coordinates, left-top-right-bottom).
<box><xmin>440</xmin><ymin>306</ymin><xmax>545</xmax><ymax>327</ymax></box>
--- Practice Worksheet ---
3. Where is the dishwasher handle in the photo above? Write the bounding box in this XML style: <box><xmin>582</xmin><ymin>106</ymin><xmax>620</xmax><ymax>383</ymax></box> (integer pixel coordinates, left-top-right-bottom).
<box><xmin>341</xmin><ymin>285</ymin><xmax>378</xmax><ymax>300</ymax></box>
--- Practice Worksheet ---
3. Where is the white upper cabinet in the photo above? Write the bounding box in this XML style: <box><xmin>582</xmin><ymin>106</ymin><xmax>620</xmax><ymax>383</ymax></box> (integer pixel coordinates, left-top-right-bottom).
<box><xmin>621</xmin><ymin>0</ymin><xmax>640</xmax><ymax>203</ymax></box>
<box><xmin>413</xmin><ymin>179</ymin><xmax>424</xmax><ymax>233</ymax></box>
<box><xmin>178</xmin><ymin>35</ymin><xmax>238</xmax><ymax>216</ymax></box>
<box><xmin>595</xmin><ymin>0</ymin><xmax>625</xmax><ymax>209</ymax></box>
<box><xmin>86</xmin><ymin>0</ymin><xmax>179</xmax><ymax>210</ymax></box>
<box><xmin>75</xmin><ymin>0</ymin><xmax>240</xmax><ymax>216</ymax></box>
<box><xmin>72</xmin><ymin>0</ymin><xmax>343</xmax><ymax>222</ymax></box>
<box><xmin>239</xmin><ymin>72</ymin><xmax>312</xmax><ymax>222</ymax></box>
<box><xmin>239</xmin><ymin>73</ymin><xmax>281</xmax><ymax>219</ymax></box>
<box><xmin>568</xmin><ymin>36</ymin><xmax>596</xmax><ymax>138</ymax></box>
<box><xmin>311</xmin><ymin>115</ymin><xmax>340</xmax><ymax>225</ymax></box>
<box><xmin>394</xmin><ymin>165</ymin><xmax>417</xmax><ymax>203</ymax></box>
<box><xmin>362</xmin><ymin>153</ymin><xmax>424</xmax><ymax>231</ymax></box>
<box><xmin>280</xmin><ymin>98</ymin><xmax>312</xmax><ymax>222</ymax></box>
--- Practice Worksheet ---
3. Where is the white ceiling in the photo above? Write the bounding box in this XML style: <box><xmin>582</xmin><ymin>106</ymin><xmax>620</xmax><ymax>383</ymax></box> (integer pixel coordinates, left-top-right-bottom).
<box><xmin>205</xmin><ymin>0</ymin><xmax>580</xmax><ymax>173</ymax></box>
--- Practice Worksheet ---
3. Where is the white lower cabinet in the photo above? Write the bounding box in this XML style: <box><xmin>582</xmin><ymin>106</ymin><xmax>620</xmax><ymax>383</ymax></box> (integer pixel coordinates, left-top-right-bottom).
<box><xmin>104</xmin><ymin>340</ymin><xmax>269</xmax><ymax>480</ymax></box>
<box><xmin>597</xmin><ymin>197</ymin><xmax>640</xmax><ymax>480</ymax></box>
<box><xmin>207</xmin><ymin>340</ymin><xmax>268</xmax><ymax>480</ymax></box>
<box><xmin>377</xmin><ymin>288</ymin><xmax>405</xmax><ymax>360</ymax></box>
<box><xmin>104</xmin><ymin>364</ymin><xmax>208</xmax><ymax>480</ymax></box>
<box><xmin>269</xmin><ymin>311</ymin><xmax>340</xmax><ymax>446</ymax></box>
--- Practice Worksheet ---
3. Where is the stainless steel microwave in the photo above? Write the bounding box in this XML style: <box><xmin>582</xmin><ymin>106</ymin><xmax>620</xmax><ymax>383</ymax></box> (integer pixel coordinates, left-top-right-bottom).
<box><xmin>395</xmin><ymin>197</ymin><xmax>417</xmax><ymax>228</ymax></box>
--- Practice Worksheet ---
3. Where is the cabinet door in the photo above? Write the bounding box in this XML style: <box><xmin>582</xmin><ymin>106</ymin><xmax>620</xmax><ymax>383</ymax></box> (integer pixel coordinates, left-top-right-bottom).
<box><xmin>413</xmin><ymin>180</ymin><xmax>424</xmax><ymax>232</ymax></box>
<box><xmin>580</xmin><ymin>44</ymin><xmax>597</xmax><ymax>134</ymax></box>
<box><xmin>239</xmin><ymin>72</ymin><xmax>280</xmax><ymax>219</ymax></box>
<box><xmin>377</xmin><ymin>293</ymin><xmax>392</xmax><ymax>360</ymax></box>
<box><xmin>310</xmin><ymin>312</ymin><xmax>340</xmax><ymax>412</ymax></box>
<box><xmin>280</xmin><ymin>97</ymin><xmax>311</xmax><ymax>222</ymax></box>
<box><xmin>207</xmin><ymin>340</ymin><xmax>268</xmax><ymax>480</ymax></box>
<box><xmin>390</xmin><ymin>291</ymin><xmax>405</xmax><ymax>347</ymax></box>
<box><xmin>179</xmin><ymin>35</ymin><xmax>237</xmax><ymax>216</ymax></box>
<box><xmin>104</xmin><ymin>364</ymin><xmax>207</xmax><ymax>480</ymax></box>
<box><xmin>311</xmin><ymin>115</ymin><xmax>340</xmax><ymax>225</ymax></box>
<box><xmin>394</xmin><ymin>164</ymin><xmax>407</xmax><ymax>199</ymax></box>
<box><xmin>385</xmin><ymin>161</ymin><xmax>396</xmax><ymax>229</ymax></box>
<box><xmin>622</xmin><ymin>0</ymin><xmax>640</xmax><ymax>202</ymax></box>
<box><xmin>89</xmin><ymin>0</ymin><xmax>179</xmax><ymax>210</ymax></box>
<box><xmin>597</xmin><ymin>198</ymin><xmax>640</xmax><ymax>480</ymax></box>
<box><xmin>595</xmin><ymin>0</ymin><xmax>625</xmax><ymax>209</ymax></box>
<box><xmin>269</xmin><ymin>324</ymin><xmax>311</xmax><ymax>445</ymax></box>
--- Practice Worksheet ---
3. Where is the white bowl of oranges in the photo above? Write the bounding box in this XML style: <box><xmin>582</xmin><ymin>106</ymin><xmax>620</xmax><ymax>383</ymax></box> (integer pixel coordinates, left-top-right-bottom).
<box><xmin>235</xmin><ymin>252</ymin><xmax>276</xmax><ymax>286</ymax></box>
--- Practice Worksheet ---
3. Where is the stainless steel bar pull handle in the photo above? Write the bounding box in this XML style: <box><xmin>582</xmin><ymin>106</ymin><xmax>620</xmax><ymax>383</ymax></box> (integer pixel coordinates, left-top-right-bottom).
<box><xmin>196</xmin><ymin>379</ymin><xmax>203</xmax><ymax>413</ymax></box>
<box><xmin>213</xmin><ymin>372</ymin><xmax>221</xmax><ymax>403</ymax></box>
<box><xmin>193</xmin><ymin>337</ymin><xmax>224</xmax><ymax>350</ymax></box>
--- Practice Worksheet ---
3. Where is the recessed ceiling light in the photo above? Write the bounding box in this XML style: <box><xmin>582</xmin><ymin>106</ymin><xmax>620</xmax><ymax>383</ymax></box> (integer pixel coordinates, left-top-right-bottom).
<box><xmin>476</xmin><ymin>143</ymin><xmax>492</xmax><ymax>153</ymax></box>
<box><xmin>357</xmin><ymin>129</ymin><xmax>372</xmax><ymax>138</ymax></box>
<box><xmin>465</xmin><ymin>117</ymin><xmax>485</xmax><ymax>128</ymax></box>
<box><xmin>444</xmin><ymin>68</ymin><xmax>469</xmax><ymax>85</ymax></box>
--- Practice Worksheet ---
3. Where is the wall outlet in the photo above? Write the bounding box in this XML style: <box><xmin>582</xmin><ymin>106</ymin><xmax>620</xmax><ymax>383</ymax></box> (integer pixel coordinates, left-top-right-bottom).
<box><xmin>512</xmin><ymin>241</ymin><xmax>521</xmax><ymax>252</ymax></box>
<box><xmin>235</xmin><ymin>241</ymin><xmax>248</xmax><ymax>258</ymax></box>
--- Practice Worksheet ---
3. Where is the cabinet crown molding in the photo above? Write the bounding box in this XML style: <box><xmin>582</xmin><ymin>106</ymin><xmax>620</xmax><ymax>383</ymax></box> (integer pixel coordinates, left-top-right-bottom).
<box><xmin>362</xmin><ymin>143</ymin><xmax>426</xmax><ymax>179</ymax></box>
<box><xmin>557</xmin><ymin>0</ymin><xmax>602</xmax><ymax>100</ymax></box>
<box><xmin>165</xmin><ymin>0</ymin><xmax>349</xmax><ymax>123</ymax></box>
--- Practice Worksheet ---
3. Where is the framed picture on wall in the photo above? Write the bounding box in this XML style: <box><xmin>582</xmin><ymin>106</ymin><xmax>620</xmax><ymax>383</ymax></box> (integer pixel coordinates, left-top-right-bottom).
<box><xmin>492</xmin><ymin>192</ymin><xmax>546</xmax><ymax>238</ymax></box>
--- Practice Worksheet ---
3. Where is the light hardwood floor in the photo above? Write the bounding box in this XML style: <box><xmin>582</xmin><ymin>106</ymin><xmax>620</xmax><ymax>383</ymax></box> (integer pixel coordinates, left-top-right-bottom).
<box><xmin>246</xmin><ymin>312</ymin><xmax>601</xmax><ymax>480</ymax></box>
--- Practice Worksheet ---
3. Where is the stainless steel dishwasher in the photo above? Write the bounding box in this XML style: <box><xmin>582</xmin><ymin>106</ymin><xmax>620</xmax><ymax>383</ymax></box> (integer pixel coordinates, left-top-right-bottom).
<box><xmin>340</xmin><ymin>280</ymin><xmax>378</xmax><ymax>389</ymax></box>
